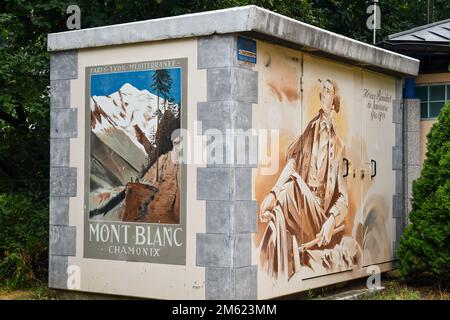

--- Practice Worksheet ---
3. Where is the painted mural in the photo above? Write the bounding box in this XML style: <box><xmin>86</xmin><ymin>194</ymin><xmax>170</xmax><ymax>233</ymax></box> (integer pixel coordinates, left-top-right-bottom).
<box><xmin>259</xmin><ymin>78</ymin><xmax>358</xmax><ymax>280</ymax></box>
<box><xmin>253</xmin><ymin>42</ymin><xmax>396</xmax><ymax>294</ymax></box>
<box><xmin>84</xmin><ymin>58</ymin><xmax>187</xmax><ymax>264</ymax></box>
<box><xmin>89</xmin><ymin>64</ymin><xmax>181</xmax><ymax>223</ymax></box>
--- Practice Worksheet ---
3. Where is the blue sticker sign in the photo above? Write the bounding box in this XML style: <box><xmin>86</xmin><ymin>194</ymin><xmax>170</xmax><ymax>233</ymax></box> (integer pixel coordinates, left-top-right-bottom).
<box><xmin>237</xmin><ymin>36</ymin><xmax>257</xmax><ymax>64</ymax></box>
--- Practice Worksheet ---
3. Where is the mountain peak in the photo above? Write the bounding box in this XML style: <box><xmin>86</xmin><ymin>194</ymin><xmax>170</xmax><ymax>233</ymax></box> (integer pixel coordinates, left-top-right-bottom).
<box><xmin>91</xmin><ymin>82</ymin><xmax>159</xmax><ymax>157</ymax></box>
<box><xmin>120</xmin><ymin>83</ymin><xmax>140</xmax><ymax>95</ymax></box>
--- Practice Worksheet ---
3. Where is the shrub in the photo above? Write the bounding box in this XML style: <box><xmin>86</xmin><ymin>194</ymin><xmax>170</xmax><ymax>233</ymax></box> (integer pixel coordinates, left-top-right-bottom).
<box><xmin>397</xmin><ymin>102</ymin><xmax>450</xmax><ymax>282</ymax></box>
<box><xmin>0</xmin><ymin>193</ymin><xmax>48</xmax><ymax>289</ymax></box>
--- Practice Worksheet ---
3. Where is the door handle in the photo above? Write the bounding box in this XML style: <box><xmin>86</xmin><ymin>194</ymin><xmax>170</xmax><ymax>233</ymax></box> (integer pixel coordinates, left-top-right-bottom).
<box><xmin>371</xmin><ymin>160</ymin><xmax>377</xmax><ymax>179</ymax></box>
<box><xmin>343</xmin><ymin>158</ymin><xmax>349</xmax><ymax>177</ymax></box>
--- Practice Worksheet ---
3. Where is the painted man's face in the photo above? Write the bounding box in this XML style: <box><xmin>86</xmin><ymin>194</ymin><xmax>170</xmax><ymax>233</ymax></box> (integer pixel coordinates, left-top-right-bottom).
<box><xmin>320</xmin><ymin>80</ymin><xmax>335</xmax><ymax>114</ymax></box>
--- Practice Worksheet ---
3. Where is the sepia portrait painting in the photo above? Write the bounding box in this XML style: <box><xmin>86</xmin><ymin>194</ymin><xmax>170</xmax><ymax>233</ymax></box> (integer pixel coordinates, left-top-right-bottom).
<box><xmin>255</xmin><ymin>49</ymin><xmax>395</xmax><ymax>285</ymax></box>
<box><xmin>258</xmin><ymin>78</ymin><xmax>362</xmax><ymax>280</ymax></box>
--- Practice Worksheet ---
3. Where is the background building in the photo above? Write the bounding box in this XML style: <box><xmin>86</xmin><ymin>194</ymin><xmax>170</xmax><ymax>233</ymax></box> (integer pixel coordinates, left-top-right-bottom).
<box><xmin>380</xmin><ymin>19</ymin><xmax>450</xmax><ymax>165</ymax></box>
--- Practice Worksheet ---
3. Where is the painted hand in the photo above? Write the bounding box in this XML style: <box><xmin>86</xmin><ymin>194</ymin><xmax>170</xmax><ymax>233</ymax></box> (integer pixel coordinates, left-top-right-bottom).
<box><xmin>260</xmin><ymin>193</ymin><xmax>275</xmax><ymax>215</ymax></box>
<box><xmin>317</xmin><ymin>215</ymin><xmax>336</xmax><ymax>247</ymax></box>
<box><xmin>260</xmin><ymin>210</ymin><xmax>272</xmax><ymax>223</ymax></box>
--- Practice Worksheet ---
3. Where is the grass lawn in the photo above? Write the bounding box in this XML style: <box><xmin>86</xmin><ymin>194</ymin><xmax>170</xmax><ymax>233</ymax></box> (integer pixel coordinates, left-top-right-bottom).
<box><xmin>366</xmin><ymin>279</ymin><xmax>449</xmax><ymax>300</ymax></box>
<box><xmin>0</xmin><ymin>285</ymin><xmax>62</xmax><ymax>300</ymax></box>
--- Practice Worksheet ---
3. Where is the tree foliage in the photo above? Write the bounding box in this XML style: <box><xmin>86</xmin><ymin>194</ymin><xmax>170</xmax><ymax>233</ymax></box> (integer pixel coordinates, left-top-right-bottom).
<box><xmin>0</xmin><ymin>193</ymin><xmax>48</xmax><ymax>289</ymax></box>
<box><xmin>397</xmin><ymin>103</ymin><xmax>450</xmax><ymax>281</ymax></box>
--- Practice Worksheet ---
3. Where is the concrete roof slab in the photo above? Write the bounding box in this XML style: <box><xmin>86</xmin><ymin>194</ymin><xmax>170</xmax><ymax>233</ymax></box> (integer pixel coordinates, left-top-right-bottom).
<box><xmin>48</xmin><ymin>5</ymin><xmax>419</xmax><ymax>76</ymax></box>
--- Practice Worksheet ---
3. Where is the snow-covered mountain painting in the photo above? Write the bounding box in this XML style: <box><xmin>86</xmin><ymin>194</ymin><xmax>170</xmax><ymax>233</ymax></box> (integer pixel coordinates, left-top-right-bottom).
<box><xmin>88</xmin><ymin>67</ymin><xmax>181</xmax><ymax>224</ymax></box>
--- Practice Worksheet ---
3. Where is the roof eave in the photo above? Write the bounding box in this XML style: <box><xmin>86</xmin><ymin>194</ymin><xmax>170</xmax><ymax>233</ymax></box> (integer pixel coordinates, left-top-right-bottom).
<box><xmin>47</xmin><ymin>5</ymin><xmax>419</xmax><ymax>77</ymax></box>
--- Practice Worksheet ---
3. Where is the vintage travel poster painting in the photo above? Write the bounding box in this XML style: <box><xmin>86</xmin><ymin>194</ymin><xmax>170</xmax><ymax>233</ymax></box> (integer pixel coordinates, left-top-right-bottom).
<box><xmin>84</xmin><ymin>58</ymin><xmax>187</xmax><ymax>264</ymax></box>
<box><xmin>253</xmin><ymin>43</ymin><xmax>396</xmax><ymax>296</ymax></box>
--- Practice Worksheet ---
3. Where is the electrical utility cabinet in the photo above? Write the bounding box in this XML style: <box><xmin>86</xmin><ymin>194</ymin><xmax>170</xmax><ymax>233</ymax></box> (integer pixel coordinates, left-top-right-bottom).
<box><xmin>47</xmin><ymin>6</ymin><xmax>420</xmax><ymax>299</ymax></box>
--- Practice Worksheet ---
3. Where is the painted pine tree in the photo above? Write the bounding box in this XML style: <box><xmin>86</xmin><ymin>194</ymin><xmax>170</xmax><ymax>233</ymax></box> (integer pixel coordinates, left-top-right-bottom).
<box><xmin>150</xmin><ymin>69</ymin><xmax>173</xmax><ymax>182</ymax></box>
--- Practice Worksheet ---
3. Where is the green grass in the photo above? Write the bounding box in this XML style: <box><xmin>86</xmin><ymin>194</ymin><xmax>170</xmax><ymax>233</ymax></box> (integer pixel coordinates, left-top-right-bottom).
<box><xmin>0</xmin><ymin>285</ymin><xmax>60</xmax><ymax>300</ymax></box>
<box><xmin>365</xmin><ymin>279</ymin><xmax>449</xmax><ymax>300</ymax></box>
<box><xmin>27</xmin><ymin>286</ymin><xmax>58</xmax><ymax>300</ymax></box>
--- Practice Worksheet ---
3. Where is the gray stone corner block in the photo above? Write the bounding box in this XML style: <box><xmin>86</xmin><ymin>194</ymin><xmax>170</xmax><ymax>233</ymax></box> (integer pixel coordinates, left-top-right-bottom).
<box><xmin>49</xmin><ymin>225</ymin><xmax>77</xmax><ymax>256</ymax></box>
<box><xmin>233</xmin><ymin>233</ymin><xmax>252</xmax><ymax>268</ymax></box>
<box><xmin>404</xmin><ymin>99</ymin><xmax>420</xmax><ymax>132</ymax></box>
<box><xmin>392</xmin><ymin>146</ymin><xmax>403</xmax><ymax>171</ymax></box>
<box><xmin>395</xmin><ymin>79</ymin><xmax>403</xmax><ymax>100</ymax></box>
<box><xmin>196</xmin><ymin>233</ymin><xmax>253</xmax><ymax>268</ymax></box>
<box><xmin>50</xmin><ymin>108</ymin><xmax>78</xmax><ymax>139</ymax></box>
<box><xmin>395</xmin><ymin>170</ymin><xmax>403</xmax><ymax>195</ymax></box>
<box><xmin>232</xmin><ymin>133</ymin><xmax>258</xmax><ymax>168</ymax></box>
<box><xmin>206</xmin><ymin>201</ymin><xmax>231</xmax><ymax>234</ymax></box>
<box><xmin>198</xmin><ymin>34</ymin><xmax>236</xmax><ymax>69</ymax></box>
<box><xmin>407</xmin><ymin>131</ymin><xmax>420</xmax><ymax>166</ymax></box>
<box><xmin>197</xmin><ymin>100</ymin><xmax>252</xmax><ymax>134</ymax></box>
<box><xmin>392</xmin><ymin>194</ymin><xmax>404</xmax><ymax>219</ymax></box>
<box><xmin>392</xmin><ymin>99</ymin><xmax>403</xmax><ymax>124</ymax></box>
<box><xmin>50</xmin><ymin>138</ymin><xmax>70</xmax><ymax>167</ymax></box>
<box><xmin>50</xmin><ymin>50</ymin><xmax>78</xmax><ymax>80</ymax></box>
<box><xmin>48</xmin><ymin>255</ymin><xmax>68</xmax><ymax>289</ymax></box>
<box><xmin>197</xmin><ymin>165</ymin><xmax>253</xmax><ymax>202</ymax></box>
<box><xmin>197</xmin><ymin>167</ymin><xmax>232</xmax><ymax>201</ymax></box>
<box><xmin>205</xmin><ymin>133</ymin><xmax>258</xmax><ymax>168</ymax></box>
<box><xmin>232</xmin><ymin>201</ymin><xmax>258</xmax><ymax>234</ymax></box>
<box><xmin>206</xmin><ymin>200</ymin><xmax>258</xmax><ymax>234</ymax></box>
<box><xmin>235</xmin><ymin>266</ymin><xmax>257</xmax><ymax>300</ymax></box>
<box><xmin>207</xmin><ymin>68</ymin><xmax>231</xmax><ymax>102</ymax></box>
<box><xmin>50</xmin><ymin>196</ymin><xmax>70</xmax><ymax>226</ymax></box>
<box><xmin>205</xmin><ymin>267</ymin><xmax>235</xmax><ymax>300</ymax></box>
<box><xmin>197</xmin><ymin>233</ymin><xmax>233</xmax><ymax>267</ymax></box>
<box><xmin>51</xmin><ymin>80</ymin><xmax>71</xmax><ymax>109</ymax></box>
<box><xmin>205</xmin><ymin>266</ymin><xmax>257</xmax><ymax>300</ymax></box>
<box><xmin>207</xmin><ymin>67</ymin><xmax>258</xmax><ymax>104</ymax></box>
<box><xmin>395</xmin><ymin>123</ymin><xmax>403</xmax><ymax>149</ymax></box>
<box><xmin>396</xmin><ymin>79</ymin><xmax>403</xmax><ymax>90</ymax></box>
<box><xmin>232</xmin><ymin>167</ymin><xmax>253</xmax><ymax>200</ymax></box>
<box><xmin>50</xmin><ymin>167</ymin><xmax>77</xmax><ymax>197</ymax></box>
<box><xmin>231</xmin><ymin>68</ymin><xmax>258</xmax><ymax>104</ymax></box>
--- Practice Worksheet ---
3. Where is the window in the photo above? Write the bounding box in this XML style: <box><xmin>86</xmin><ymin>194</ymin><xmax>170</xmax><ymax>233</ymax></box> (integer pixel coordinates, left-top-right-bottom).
<box><xmin>415</xmin><ymin>84</ymin><xmax>450</xmax><ymax>119</ymax></box>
